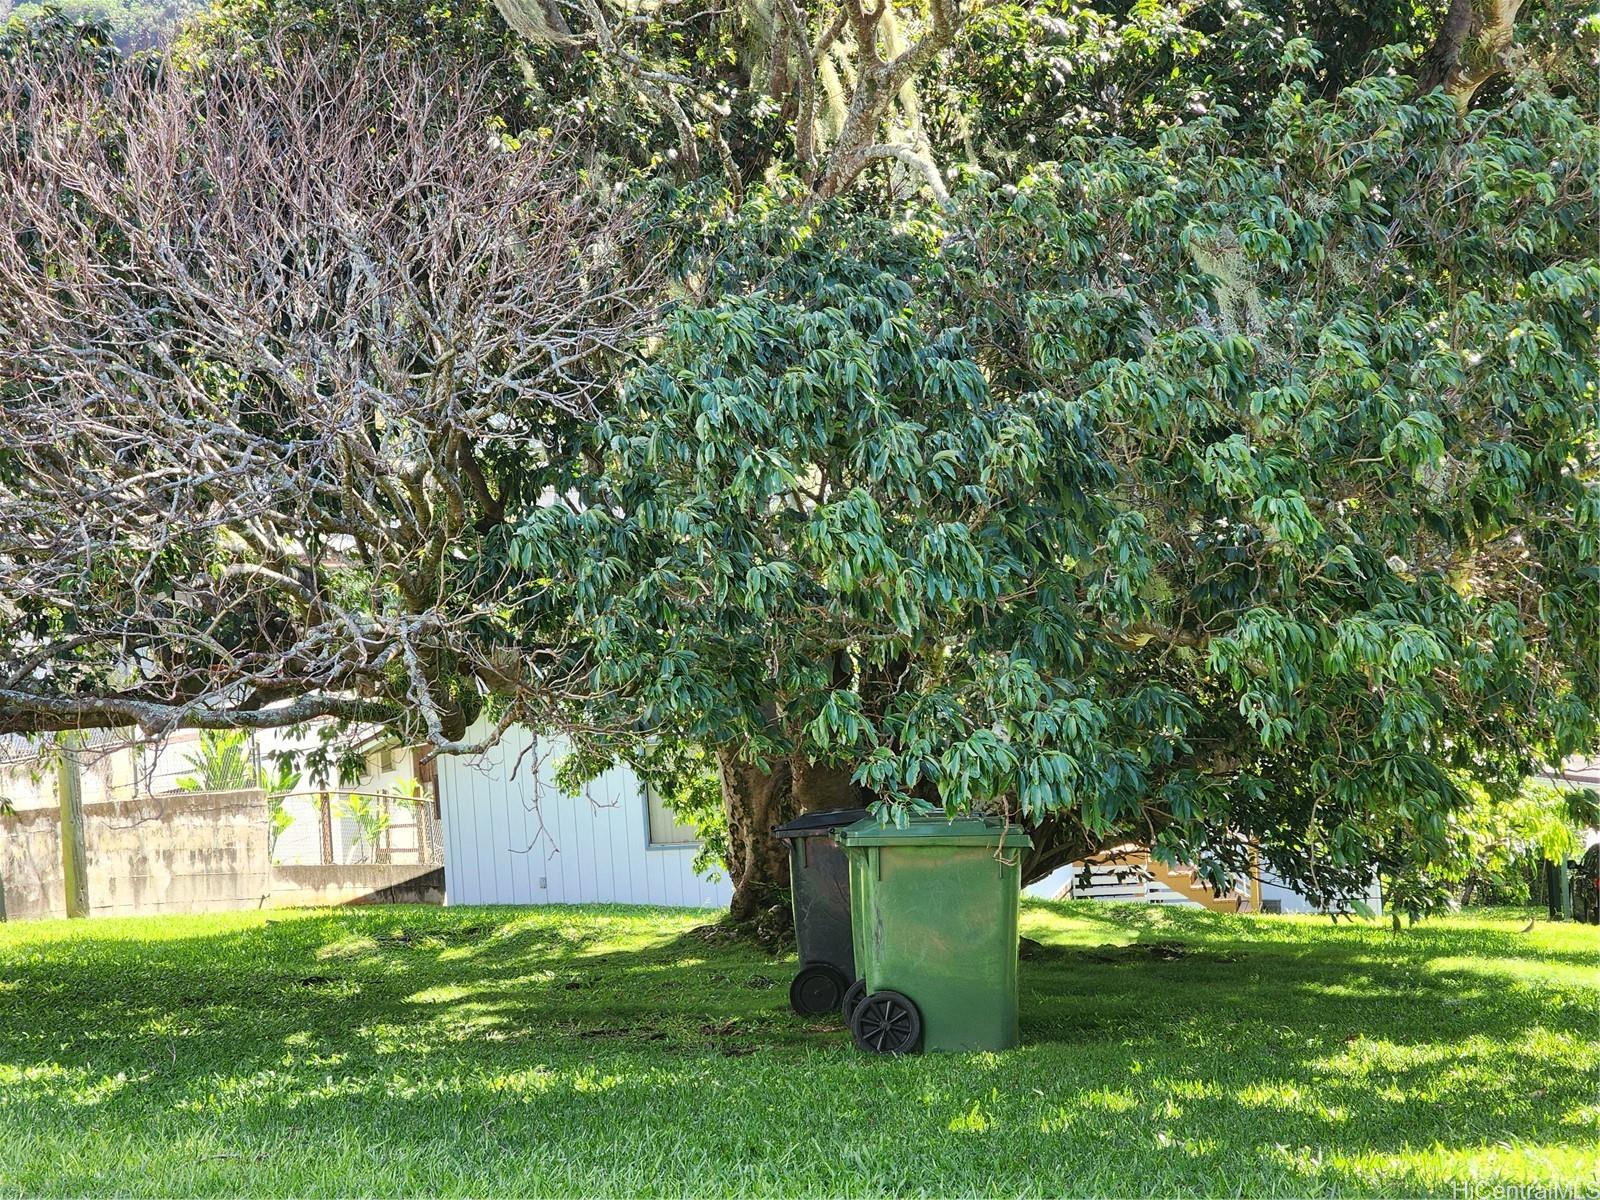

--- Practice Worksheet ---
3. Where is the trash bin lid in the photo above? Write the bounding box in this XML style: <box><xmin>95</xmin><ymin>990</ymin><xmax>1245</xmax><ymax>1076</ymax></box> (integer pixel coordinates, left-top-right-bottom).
<box><xmin>772</xmin><ymin>807</ymin><xmax>872</xmax><ymax>839</ymax></box>
<box><xmin>840</xmin><ymin>815</ymin><xmax>1033</xmax><ymax>849</ymax></box>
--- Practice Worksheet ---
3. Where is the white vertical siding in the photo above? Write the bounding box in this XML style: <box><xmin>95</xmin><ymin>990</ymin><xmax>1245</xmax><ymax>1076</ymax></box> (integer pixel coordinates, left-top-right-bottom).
<box><xmin>435</xmin><ymin>720</ymin><xmax>731</xmax><ymax>909</ymax></box>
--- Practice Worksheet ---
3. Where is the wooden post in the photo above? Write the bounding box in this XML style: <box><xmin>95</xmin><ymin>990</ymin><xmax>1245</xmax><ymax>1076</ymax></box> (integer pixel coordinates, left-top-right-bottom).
<box><xmin>319</xmin><ymin>791</ymin><xmax>334</xmax><ymax>865</ymax></box>
<box><xmin>377</xmin><ymin>797</ymin><xmax>391</xmax><ymax>865</ymax></box>
<box><xmin>413</xmin><ymin>747</ymin><xmax>440</xmax><ymax>864</ymax></box>
<box><xmin>57</xmin><ymin>733</ymin><xmax>89</xmax><ymax>918</ymax></box>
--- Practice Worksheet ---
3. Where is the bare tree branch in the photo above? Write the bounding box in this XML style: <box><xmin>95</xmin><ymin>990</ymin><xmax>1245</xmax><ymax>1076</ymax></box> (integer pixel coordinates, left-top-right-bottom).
<box><xmin>0</xmin><ymin>37</ymin><xmax>659</xmax><ymax>751</ymax></box>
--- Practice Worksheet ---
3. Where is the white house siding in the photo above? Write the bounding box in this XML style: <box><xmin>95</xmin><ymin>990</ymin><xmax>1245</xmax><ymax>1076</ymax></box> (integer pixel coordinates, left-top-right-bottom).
<box><xmin>1256</xmin><ymin>870</ymin><xmax>1319</xmax><ymax>914</ymax></box>
<box><xmin>436</xmin><ymin>722</ymin><xmax>731</xmax><ymax>909</ymax></box>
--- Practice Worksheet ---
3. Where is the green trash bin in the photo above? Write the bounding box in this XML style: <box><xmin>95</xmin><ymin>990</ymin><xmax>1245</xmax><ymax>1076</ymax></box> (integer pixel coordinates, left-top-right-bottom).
<box><xmin>774</xmin><ymin>807</ymin><xmax>868</xmax><ymax>1015</ymax></box>
<box><xmin>841</xmin><ymin>815</ymin><xmax>1031</xmax><ymax>1054</ymax></box>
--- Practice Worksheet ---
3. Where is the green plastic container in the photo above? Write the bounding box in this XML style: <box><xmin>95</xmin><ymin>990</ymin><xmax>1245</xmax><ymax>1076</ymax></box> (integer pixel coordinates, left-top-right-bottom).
<box><xmin>841</xmin><ymin>815</ymin><xmax>1031</xmax><ymax>1053</ymax></box>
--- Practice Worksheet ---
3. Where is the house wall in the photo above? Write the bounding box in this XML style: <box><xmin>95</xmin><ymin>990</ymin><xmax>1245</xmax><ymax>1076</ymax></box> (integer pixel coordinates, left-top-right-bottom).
<box><xmin>1255</xmin><ymin>869</ymin><xmax>1383</xmax><ymax>915</ymax></box>
<box><xmin>0</xmin><ymin>731</ymin><xmax>215</xmax><ymax>815</ymax></box>
<box><xmin>436</xmin><ymin>722</ymin><xmax>731</xmax><ymax>909</ymax></box>
<box><xmin>1257</xmin><ymin>871</ymin><xmax>1320</xmax><ymax>914</ymax></box>
<box><xmin>3</xmin><ymin>743</ymin><xmax>126</xmax><ymax>813</ymax></box>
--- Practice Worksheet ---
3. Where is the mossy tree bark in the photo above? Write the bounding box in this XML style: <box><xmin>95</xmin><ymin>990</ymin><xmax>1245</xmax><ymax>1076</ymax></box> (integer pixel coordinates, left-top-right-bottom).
<box><xmin>1417</xmin><ymin>0</ymin><xmax>1524</xmax><ymax>112</ymax></box>
<box><xmin>716</xmin><ymin>747</ymin><xmax>871</xmax><ymax>926</ymax></box>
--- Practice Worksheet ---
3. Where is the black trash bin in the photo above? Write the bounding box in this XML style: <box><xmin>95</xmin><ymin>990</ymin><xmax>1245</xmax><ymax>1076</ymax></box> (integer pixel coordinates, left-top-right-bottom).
<box><xmin>774</xmin><ymin>808</ymin><xmax>868</xmax><ymax>1015</ymax></box>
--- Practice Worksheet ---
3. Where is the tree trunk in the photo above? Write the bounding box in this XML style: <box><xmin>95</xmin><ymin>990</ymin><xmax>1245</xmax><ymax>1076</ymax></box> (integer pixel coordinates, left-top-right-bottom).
<box><xmin>1416</xmin><ymin>0</ymin><xmax>1524</xmax><ymax>112</ymax></box>
<box><xmin>716</xmin><ymin>747</ymin><xmax>872</xmax><ymax>925</ymax></box>
<box><xmin>717</xmin><ymin>749</ymin><xmax>796</xmax><ymax>924</ymax></box>
<box><xmin>1019</xmin><ymin>814</ymin><xmax>1093</xmax><ymax>888</ymax></box>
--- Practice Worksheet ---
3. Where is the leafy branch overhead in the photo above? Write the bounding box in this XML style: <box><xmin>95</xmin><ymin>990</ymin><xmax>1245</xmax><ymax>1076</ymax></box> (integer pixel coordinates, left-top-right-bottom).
<box><xmin>529</xmin><ymin>62</ymin><xmax>1599</xmax><ymax>909</ymax></box>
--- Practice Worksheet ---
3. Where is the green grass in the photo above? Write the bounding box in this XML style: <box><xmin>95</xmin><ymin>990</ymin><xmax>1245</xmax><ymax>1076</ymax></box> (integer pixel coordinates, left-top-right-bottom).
<box><xmin>0</xmin><ymin>901</ymin><xmax>1594</xmax><ymax>1197</ymax></box>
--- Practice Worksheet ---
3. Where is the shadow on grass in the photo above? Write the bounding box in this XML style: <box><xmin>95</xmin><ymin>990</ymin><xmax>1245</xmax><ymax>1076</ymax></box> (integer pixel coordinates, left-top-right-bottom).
<box><xmin>0</xmin><ymin>901</ymin><xmax>1593</xmax><ymax>1195</ymax></box>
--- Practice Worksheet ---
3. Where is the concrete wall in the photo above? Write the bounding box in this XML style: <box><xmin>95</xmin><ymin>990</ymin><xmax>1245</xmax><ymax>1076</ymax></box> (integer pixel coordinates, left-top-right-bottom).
<box><xmin>267</xmin><ymin>864</ymin><xmax>444</xmax><ymax>908</ymax></box>
<box><xmin>0</xmin><ymin>790</ymin><xmax>447</xmax><ymax>920</ymax></box>
<box><xmin>0</xmin><ymin>788</ymin><xmax>272</xmax><ymax>920</ymax></box>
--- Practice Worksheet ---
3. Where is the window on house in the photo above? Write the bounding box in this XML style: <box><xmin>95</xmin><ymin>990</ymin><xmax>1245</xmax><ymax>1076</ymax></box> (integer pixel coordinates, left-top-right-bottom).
<box><xmin>645</xmin><ymin>786</ymin><xmax>698</xmax><ymax>846</ymax></box>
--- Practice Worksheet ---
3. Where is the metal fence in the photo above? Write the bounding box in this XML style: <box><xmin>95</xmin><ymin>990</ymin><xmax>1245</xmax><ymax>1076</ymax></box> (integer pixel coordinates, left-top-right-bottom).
<box><xmin>270</xmin><ymin>790</ymin><xmax>443</xmax><ymax>867</ymax></box>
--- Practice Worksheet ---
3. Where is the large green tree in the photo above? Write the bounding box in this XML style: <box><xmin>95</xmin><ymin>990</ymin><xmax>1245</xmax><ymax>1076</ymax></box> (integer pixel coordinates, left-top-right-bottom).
<box><xmin>1</xmin><ymin>0</ymin><xmax>1594</xmax><ymax>925</ymax></box>
<box><xmin>525</xmin><ymin>56</ymin><xmax>1597</xmax><ymax>918</ymax></box>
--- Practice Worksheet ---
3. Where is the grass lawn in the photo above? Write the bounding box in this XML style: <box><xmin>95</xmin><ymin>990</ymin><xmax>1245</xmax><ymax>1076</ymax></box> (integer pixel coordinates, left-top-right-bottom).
<box><xmin>0</xmin><ymin>901</ymin><xmax>1593</xmax><ymax>1197</ymax></box>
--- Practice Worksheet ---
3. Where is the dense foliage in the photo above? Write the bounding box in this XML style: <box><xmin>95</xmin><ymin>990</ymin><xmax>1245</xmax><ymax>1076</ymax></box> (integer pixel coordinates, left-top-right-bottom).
<box><xmin>4</xmin><ymin>0</ymin><xmax>191</xmax><ymax>51</ymax></box>
<box><xmin>1386</xmin><ymin>777</ymin><xmax>1599</xmax><ymax>911</ymax></box>
<box><xmin>939</xmin><ymin>0</ymin><xmax>1598</xmax><ymax>169</ymax></box>
<box><xmin>1</xmin><ymin>0</ymin><xmax>1595</xmax><ymax>917</ymax></box>
<box><xmin>520</xmin><ymin>57</ymin><xmax>1598</xmax><ymax>907</ymax></box>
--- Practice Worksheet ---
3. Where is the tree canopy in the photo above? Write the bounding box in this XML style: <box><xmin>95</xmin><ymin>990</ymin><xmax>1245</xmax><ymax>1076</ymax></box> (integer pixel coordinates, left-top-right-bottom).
<box><xmin>0</xmin><ymin>0</ymin><xmax>1594</xmax><ymax>920</ymax></box>
<box><xmin>0</xmin><ymin>34</ymin><xmax>655</xmax><ymax>747</ymax></box>
<box><xmin>523</xmin><ymin>62</ymin><xmax>1599</xmax><ymax>909</ymax></box>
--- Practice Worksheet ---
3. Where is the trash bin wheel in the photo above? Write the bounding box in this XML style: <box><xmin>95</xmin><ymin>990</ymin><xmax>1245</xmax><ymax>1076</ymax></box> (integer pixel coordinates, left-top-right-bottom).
<box><xmin>841</xmin><ymin>977</ymin><xmax>867</xmax><ymax>1020</ymax></box>
<box><xmin>790</xmin><ymin>963</ymin><xmax>850</xmax><ymax>1016</ymax></box>
<box><xmin>850</xmin><ymin>990</ymin><xmax>922</xmax><ymax>1054</ymax></box>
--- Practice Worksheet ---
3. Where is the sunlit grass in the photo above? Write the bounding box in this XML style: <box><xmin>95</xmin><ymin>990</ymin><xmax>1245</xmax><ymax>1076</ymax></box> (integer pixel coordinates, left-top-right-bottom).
<box><xmin>0</xmin><ymin>902</ymin><xmax>1593</xmax><ymax>1196</ymax></box>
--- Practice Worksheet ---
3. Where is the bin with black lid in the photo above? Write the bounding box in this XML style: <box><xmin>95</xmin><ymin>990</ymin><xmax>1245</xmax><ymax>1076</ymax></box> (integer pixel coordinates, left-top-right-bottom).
<box><xmin>773</xmin><ymin>807</ymin><xmax>868</xmax><ymax>1015</ymax></box>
